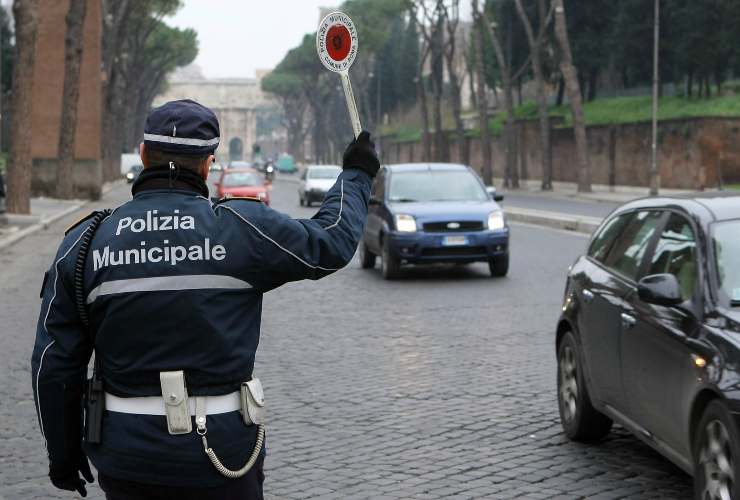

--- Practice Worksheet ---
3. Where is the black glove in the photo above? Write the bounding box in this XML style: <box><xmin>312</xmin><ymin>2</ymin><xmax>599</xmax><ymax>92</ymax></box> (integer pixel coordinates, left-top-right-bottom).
<box><xmin>342</xmin><ymin>131</ymin><xmax>380</xmax><ymax>178</ymax></box>
<box><xmin>50</xmin><ymin>451</ymin><xmax>94</xmax><ymax>497</ymax></box>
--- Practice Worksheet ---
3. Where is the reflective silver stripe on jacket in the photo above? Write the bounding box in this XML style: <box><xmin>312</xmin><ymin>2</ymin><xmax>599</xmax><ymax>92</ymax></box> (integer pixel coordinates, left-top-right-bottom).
<box><xmin>86</xmin><ymin>274</ymin><xmax>251</xmax><ymax>304</ymax></box>
<box><xmin>143</xmin><ymin>133</ymin><xmax>220</xmax><ymax>147</ymax></box>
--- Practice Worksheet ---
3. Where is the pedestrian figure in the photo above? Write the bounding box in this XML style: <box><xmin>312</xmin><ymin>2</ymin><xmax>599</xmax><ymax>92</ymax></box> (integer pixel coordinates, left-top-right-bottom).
<box><xmin>31</xmin><ymin>99</ymin><xmax>379</xmax><ymax>499</ymax></box>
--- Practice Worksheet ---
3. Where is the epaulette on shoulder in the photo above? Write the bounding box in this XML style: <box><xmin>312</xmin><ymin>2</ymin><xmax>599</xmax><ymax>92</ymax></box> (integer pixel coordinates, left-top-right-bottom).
<box><xmin>64</xmin><ymin>210</ymin><xmax>99</xmax><ymax>235</ymax></box>
<box><xmin>214</xmin><ymin>196</ymin><xmax>263</xmax><ymax>205</ymax></box>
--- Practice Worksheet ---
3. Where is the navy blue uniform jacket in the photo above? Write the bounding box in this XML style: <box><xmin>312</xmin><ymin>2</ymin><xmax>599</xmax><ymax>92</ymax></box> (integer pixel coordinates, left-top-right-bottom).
<box><xmin>31</xmin><ymin>169</ymin><xmax>372</xmax><ymax>486</ymax></box>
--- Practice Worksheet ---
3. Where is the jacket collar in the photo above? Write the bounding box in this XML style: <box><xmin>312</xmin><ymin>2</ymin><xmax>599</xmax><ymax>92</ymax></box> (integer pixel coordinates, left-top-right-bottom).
<box><xmin>132</xmin><ymin>165</ymin><xmax>209</xmax><ymax>198</ymax></box>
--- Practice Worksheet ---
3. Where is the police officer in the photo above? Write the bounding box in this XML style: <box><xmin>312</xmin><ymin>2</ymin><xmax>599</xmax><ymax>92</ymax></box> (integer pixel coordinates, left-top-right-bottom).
<box><xmin>31</xmin><ymin>99</ymin><xmax>379</xmax><ymax>499</ymax></box>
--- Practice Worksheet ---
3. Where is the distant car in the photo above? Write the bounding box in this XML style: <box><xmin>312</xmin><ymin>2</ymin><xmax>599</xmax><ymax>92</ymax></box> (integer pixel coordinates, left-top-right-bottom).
<box><xmin>360</xmin><ymin>163</ymin><xmax>508</xmax><ymax>279</ymax></box>
<box><xmin>276</xmin><ymin>154</ymin><xmax>297</xmax><ymax>174</ymax></box>
<box><xmin>209</xmin><ymin>163</ymin><xmax>224</xmax><ymax>173</ymax></box>
<box><xmin>299</xmin><ymin>165</ymin><xmax>341</xmax><ymax>207</ymax></box>
<box><xmin>556</xmin><ymin>193</ymin><xmax>740</xmax><ymax>498</ymax></box>
<box><xmin>125</xmin><ymin>164</ymin><xmax>144</xmax><ymax>183</ymax></box>
<box><xmin>214</xmin><ymin>168</ymin><xmax>270</xmax><ymax>205</ymax></box>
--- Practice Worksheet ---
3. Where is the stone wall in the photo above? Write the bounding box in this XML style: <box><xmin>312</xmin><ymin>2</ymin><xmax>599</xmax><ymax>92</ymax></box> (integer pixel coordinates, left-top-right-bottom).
<box><xmin>30</xmin><ymin>0</ymin><xmax>102</xmax><ymax>199</ymax></box>
<box><xmin>379</xmin><ymin>117</ymin><xmax>740</xmax><ymax>190</ymax></box>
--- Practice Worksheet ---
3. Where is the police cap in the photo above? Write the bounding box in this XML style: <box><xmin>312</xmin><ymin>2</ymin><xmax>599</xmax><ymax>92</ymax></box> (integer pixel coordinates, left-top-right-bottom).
<box><xmin>144</xmin><ymin>99</ymin><xmax>220</xmax><ymax>156</ymax></box>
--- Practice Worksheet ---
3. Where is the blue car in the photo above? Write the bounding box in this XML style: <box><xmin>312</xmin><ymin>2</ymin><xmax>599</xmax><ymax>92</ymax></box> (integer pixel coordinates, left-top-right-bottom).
<box><xmin>360</xmin><ymin>163</ymin><xmax>509</xmax><ymax>279</ymax></box>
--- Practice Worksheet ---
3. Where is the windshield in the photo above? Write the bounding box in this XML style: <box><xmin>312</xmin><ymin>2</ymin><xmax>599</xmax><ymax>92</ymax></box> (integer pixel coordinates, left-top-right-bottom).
<box><xmin>222</xmin><ymin>172</ymin><xmax>261</xmax><ymax>188</ymax></box>
<box><xmin>308</xmin><ymin>167</ymin><xmax>341</xmax><ymax>180</ymax></box>
<box><xmin>713</xmin><ymin>220</ymin><xmax>740</xmax><ymax>305</ymax></box>
<box><xmin>388</xmin><ymin>170</ymin><xmax>488</xmax><ymax>203</ymax></box>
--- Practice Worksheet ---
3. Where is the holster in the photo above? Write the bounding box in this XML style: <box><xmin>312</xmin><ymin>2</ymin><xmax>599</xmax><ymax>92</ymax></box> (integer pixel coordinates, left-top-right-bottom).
<box><xmin>240</xmin><ymin>378</ymin><xmax>265</xmax><ymax>426</ymax></box>
<box><xmin>84</xmin><ymin>363</ymin><xmax>104</xmax><ymax>444</ymax></box>
<box><xmin>160</xmin><ymin>370</ymin><xmax>192</xmax><ymax>435</ymax></box>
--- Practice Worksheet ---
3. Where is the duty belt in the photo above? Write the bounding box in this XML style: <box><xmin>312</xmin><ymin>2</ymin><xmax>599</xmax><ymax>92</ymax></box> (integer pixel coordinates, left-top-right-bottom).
<box><xmin>105</xmin><ymin>392</ymin><xmax>241</xmax><ymax>415</ymax></box>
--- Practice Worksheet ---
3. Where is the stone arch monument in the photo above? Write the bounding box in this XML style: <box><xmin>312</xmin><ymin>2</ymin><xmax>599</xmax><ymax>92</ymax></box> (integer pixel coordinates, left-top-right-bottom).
<box><xmin>154</xmin><ymin>71</ymin><xmax>271</xmax><ymax>164</ymax></box>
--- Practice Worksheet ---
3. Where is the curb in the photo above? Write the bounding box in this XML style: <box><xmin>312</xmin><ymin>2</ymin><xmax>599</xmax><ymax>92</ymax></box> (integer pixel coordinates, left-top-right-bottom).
<box><xmin>0</xmin><ymin>201</ymin><xmax>87</xmax><ymax>251</ymax></box>
<box><xmin>505</xmin><ymin>207</ymin><xmax>602</xmax><ymax>235</ymax></box>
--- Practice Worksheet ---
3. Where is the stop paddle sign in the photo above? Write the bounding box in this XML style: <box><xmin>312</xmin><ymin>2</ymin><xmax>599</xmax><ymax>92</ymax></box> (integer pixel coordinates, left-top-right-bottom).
<box><xmin>317</xmin><ymin>12</ymin><xmax>361</xmax><ymax>138</ymax></box>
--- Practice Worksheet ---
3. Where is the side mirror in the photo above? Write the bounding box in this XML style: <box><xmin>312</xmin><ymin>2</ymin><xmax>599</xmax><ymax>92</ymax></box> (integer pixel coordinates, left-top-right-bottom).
<box><xmin>369</xmin><ymin>197</ymin><xmax>381</xmax><ymax>206</ymax></box>
<box><xmin>638</xmin><ymin>273</ymin><xmax>683</xmax><ymax>307</ymax></box>
<box><xmin>486</xmin><ymin>186</ymin><xmax>503</xmax><ymax>202</ymax></box>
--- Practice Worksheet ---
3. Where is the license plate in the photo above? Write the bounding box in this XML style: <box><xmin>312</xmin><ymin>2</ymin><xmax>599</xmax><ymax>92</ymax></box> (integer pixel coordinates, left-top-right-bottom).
<box><xmin>442</xmin><ymin>235</ymin><xmax>468</xmax><ymax>246</ymax></box>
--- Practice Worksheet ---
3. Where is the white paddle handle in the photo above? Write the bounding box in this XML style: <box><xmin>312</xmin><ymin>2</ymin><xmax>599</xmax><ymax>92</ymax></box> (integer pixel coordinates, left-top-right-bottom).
<box><xmin>340</xmin><ymin>71</ymin><xmax>362</xmax><ymax>139</ymax></box>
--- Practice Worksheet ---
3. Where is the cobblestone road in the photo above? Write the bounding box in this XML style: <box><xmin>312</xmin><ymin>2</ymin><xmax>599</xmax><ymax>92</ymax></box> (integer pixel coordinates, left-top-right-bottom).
<box><xmin>0</xmin><ymin>178</ymin><xmax>692</xmax><ymax>499</ymax></box>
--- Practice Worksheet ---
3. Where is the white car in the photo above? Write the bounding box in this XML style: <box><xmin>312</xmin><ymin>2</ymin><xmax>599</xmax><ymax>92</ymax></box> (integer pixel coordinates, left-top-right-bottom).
<box><xmin>299</xmin><ymin>165</ymin><xmax>342</xmax><ymax>207</ymax></box>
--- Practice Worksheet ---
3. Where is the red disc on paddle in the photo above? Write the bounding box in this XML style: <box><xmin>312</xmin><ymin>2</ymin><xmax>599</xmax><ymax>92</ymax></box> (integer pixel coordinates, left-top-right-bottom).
<box><xmin>326</xmin><ymin>25</ymin><xmax>351</xmax><ymax>62</ymax></box>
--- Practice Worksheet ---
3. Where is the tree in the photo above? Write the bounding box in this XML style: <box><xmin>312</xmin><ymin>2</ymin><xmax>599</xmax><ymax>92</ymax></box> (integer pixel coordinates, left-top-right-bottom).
<box><xmin>6</xmin><ymin>0</ymin><xmax>39</xmax><ymax>214</ymax></box>
<box><xmin>55</xmin><ymin>0</ymin><xmax>88</xmax><ymax>199</ymax></box>
<box><xmin>472</xmin><ymin>0</ymin><xmax>492</xmax><ymax>186</ymax></box>
<box><xmin>261</xmin><ymin>71</ymin><xmax>310</xmax><ymax>160</ymax></box>
<box><xmin>514</xmin><ymin>0</ymin><xmax>554</xmax><ymax>190</ymax></box>
<box><xmin>553</xmin><ymin>0</ymin><xmax>590</xmax><ymax>192</ymax></box>
<box><xmin>440</xmin><ymin>0</ymin><xmax>469</xmax><ymax>166</ymax></box>
<box><xmin>479</xmin><ymin>3</ymin><xmax>520</xmax><ymax>188</ymax></box>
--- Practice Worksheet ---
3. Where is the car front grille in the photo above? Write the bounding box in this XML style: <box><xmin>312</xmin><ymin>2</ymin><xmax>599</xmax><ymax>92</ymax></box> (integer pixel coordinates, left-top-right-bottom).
<box><xmin>423</xmin><ymin>221</ymin><xmax>485</xmax><ymax>232</ymax></box>
<box><xmin>420</xmin><ymin>246</ymin><xmax>487</xmax><ymax>257</ymax></box>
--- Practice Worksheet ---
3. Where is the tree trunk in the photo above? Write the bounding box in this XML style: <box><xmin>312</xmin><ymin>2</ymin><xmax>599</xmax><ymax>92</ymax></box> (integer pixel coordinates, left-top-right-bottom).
<box><xmin>417</xmin><ymin>66</ymin><xmax>432</xmax><ymax>161</ymax></box>
<box><xmin>556</xmin><ymin>76</ymin><xmax>565</xmax><ymax>106</ymax></box>
<box><xmin>514</xmin><ymin>0</ymin><xmax>551</xmax><ymax>190</ymax></box>
<box><xmin>472</xmin><ymin>1</ymin><xmax>492</xmax><ymax>186</ymax></box>
<box><xmin>6</xmin><ymin>0</ymin><xmax>40</xmax><ymax>214</ymax></box>
<box><xmin>55</xmin><ymin>0</ymin><xmax>88</xmax><ymax>199</ymax></box>
<box><xmin>553</xmin><ymin>0</ymin><xmax>591</xmax><ymax>192</ymax></box>
<box><xmin>480</xmin><ymin>8</ymin><xmax>517</xmax><ymax>188</ymax></box>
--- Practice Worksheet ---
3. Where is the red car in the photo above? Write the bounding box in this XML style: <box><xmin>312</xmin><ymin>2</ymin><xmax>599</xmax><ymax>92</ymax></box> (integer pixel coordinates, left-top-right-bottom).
<box><xmin>214</xmin><ymin>168</ymin><xmax>270</xmax><ymax>205</ymax></box>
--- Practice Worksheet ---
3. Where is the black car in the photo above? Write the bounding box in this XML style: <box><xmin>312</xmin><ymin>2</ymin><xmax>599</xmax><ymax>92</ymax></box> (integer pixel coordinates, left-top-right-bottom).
<box><xmin>125</xmin><ymin>164</ymin><xmax>144</xmax><ymax>183</ymax></box>
<box><xmin>556</xmin><ymin>192</ymin><xmax>740</xmax><ymax>499</ymax></box>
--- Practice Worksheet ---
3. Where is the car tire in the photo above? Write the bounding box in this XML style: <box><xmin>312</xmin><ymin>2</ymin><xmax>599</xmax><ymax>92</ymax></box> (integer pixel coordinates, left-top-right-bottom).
<box><xmin>360</xmin><ymin>243</ymin><xmax>376</xmax><ymax>269</ymax></box>
<box><xmin>299</xmin><ymin>194</ymin><xmax>305</xmax><ymax>206</ymax></box>
<box><xmin>557</xmin><ymin>331</ymin><xmax>612</xmax><ymax>442</ymax></box>
<box><xmin>381</xmin><ymin>238</ymin><xmax>401</xmax><ymax>280</ymax></box>
<box><xmin>693</xmin><ymin>400</ymin><xmax>740</xmax><ymax>500</ymax></box>
<box><xmin>488</xmin><ymin>254</ymin><xmax>509</xmax><ymax>277</ymax></box>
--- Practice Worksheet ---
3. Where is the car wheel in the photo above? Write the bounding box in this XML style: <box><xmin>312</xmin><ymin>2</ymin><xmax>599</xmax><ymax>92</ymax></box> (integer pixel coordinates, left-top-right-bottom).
<box><xmin>488</xmin><ymin>254</ymin><xmax>509</xmax><ymax>277</ymax></box>
<box><xmin>305</xmin><ymin>197</ymin><xmax>312</xmax><ymax>207</ymax></box>
<box><xmin>360</xmin><ymin>243</ymin><xmax>376</xmax><ymax>269</ymax></box>
<box><xmin>299</xmin><ymin>194</ymin><xmax>305</xmax><ymax>206</ymax></box>
<box><xmin>380</xmin><ymin>238</ymin><xmax>401</xmax><ymax>280</ymax></box>
<box><xmin>694</xmin><ymin>400</ymin><xmax>740</xmax><ymax>500</ymax></box>
<box><xmin>557</xmin><ymin>331</ymin><xmax>612</xmax><ymax>442</ymax></box>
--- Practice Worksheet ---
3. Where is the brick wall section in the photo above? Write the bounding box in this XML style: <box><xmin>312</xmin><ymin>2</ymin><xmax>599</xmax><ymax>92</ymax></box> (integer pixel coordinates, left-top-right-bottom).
<box><xmin>29</xmin><ymin>0</ymin><xmax>102</xmax><ymax>198</ymax></box>
<box><xmin>380</xmin><ymin>117</ymin><xmax>740</xmax><ymax>190</ymax></box>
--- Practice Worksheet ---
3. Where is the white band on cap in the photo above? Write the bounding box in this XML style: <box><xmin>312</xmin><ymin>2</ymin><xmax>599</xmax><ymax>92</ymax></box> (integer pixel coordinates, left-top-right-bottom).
<box><xmin>144</xmin><ymin>133</ymin><xmax>220</xmax><ymax>147</ymax></box>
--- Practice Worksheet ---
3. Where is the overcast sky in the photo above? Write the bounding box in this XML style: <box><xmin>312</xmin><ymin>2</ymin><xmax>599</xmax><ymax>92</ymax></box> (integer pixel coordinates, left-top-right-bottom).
<box><xmin>167</xmin><ymin>1</ymin><xmax>342</xmax><ymax>79</ymax></box>
<box><xmin>168</xmin><ymin>1</ymin><xmax>472</xmax><ymax>79</ymax></box>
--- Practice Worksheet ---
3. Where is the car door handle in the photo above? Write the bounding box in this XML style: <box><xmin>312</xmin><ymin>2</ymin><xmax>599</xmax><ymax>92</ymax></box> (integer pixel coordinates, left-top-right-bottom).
<box><xmin>582</xmin><ymin>289</ymin><xmax>595</xmax><ymax>303</ymax></box>
<box><xmin>621</xmin><ymin>312</ymin><xmax>636</xmax><ymax>329</ymax></box>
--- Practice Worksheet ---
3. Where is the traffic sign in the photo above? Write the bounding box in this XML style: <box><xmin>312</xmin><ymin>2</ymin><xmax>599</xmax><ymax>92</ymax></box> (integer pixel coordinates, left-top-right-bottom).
<box><xmin>317</xmin><ymin>12</ymin><xmax>362</xmax><ymax>138</ymax></box>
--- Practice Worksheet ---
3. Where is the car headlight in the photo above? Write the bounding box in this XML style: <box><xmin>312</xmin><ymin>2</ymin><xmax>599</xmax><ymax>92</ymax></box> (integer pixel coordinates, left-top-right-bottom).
<box><xmin>257</xmin><ymin>191</ymin><xmax>267</xmax><ymax>199</ymax></box>
<box><xmin>395</xmin><ymin>214</ymin><xmax>417</xmax><ymax>232</ymax></box>
<box><xmin>126</xmin><ymin>172</ymin><xmax>134</xmax><ymax>180</ymax></box>
<box><xmin>488</xmin><ymin>211</ymin><xmax>505</xmax><ymax>231</ymax></box>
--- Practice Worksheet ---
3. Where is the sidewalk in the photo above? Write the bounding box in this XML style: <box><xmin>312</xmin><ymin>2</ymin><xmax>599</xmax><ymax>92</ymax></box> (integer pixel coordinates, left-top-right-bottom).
<box><xmin>0</xmin><ymin>181</ymin><xmax>123</xmax><ymax>250</ymax></box>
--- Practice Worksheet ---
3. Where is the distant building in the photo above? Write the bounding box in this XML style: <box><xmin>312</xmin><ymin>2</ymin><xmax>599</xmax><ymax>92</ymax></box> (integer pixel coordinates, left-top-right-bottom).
<box><xmin>154</xmin><ymin>67</ymin><xmax>275</xmax><ymax>164</ymax></box>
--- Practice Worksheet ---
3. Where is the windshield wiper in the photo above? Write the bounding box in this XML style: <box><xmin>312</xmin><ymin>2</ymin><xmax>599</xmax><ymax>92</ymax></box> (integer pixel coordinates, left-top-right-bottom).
<box><xmin>389</xmin><ymin>197</ymin><xmax>418</xmax><ymax>203</ymax></box>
